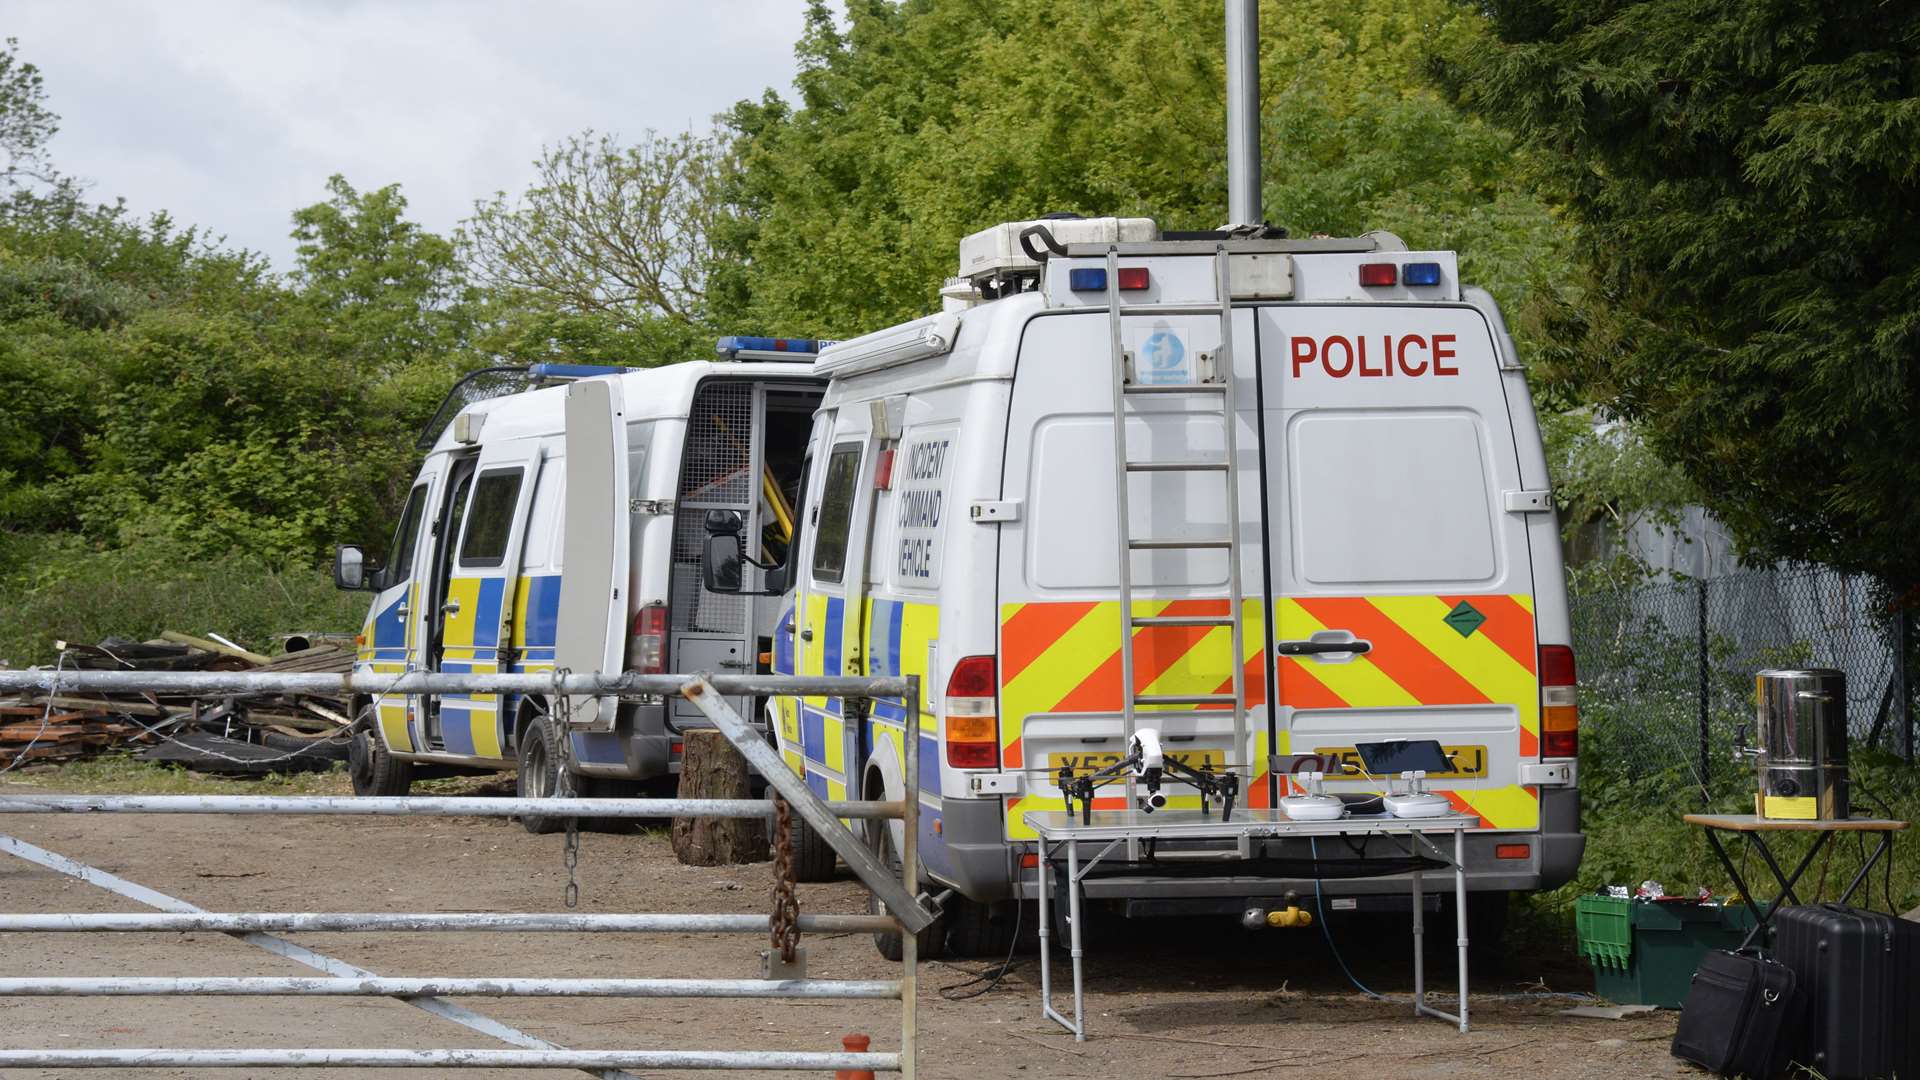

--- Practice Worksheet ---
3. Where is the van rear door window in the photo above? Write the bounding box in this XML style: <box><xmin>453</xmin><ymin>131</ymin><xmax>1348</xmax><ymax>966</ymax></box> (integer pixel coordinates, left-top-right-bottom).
<box><xmin>458</xmin><ymin>468</ymin><xmax>525</xmax><ymax>568</ymax></box>
<box><xmin>809</xmin><ymin>443</ymin><xmax>863</xmax><ymax>583</ymax></box>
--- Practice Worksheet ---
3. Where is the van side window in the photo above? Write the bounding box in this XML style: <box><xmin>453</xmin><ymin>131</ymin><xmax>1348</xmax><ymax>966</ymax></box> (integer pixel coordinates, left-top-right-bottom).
<box><xmin>386</xmin><ymin>484</ymin><xmax>429</xmax><ymax>584</ymax></box>
<box><xmin>809</xmin><ymin>444</ymin><xmax>863</xmax><ymax>584</ymax></box>
<box><xmin>458</xmin><ymin>468</ymin><xmax>524</xmax><ymax>568</ymax></box>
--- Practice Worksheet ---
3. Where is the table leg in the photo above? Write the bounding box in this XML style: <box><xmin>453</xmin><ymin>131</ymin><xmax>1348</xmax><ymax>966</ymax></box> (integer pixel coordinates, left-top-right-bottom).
<box><xmin>1455</xmin><ymin>828</ymin><xmax>1469</xmax><ymax>1034</ymax></box>
<box><xmin>1755</xmin><ymin>829</ymin><xmax>1830</xmax><ymax>910</ymax></box>
<box><xmin>1703</xmin><ymin>829</ymin><xmax>1769</xmax><ymax>950</ymax></box>
<box><xmin>1839</xmin><ymin>832</ymin><xmax>1893</xmax><ymax>907</ymax></box>
<box><xmin>1411</xmin><ymin>852</ymin><xmax>1424</xmax><ymax>1018</ymax></box>
<box><xmin>1067</xmin><ymin>839</ymin><xmax>1086</xmax><ymax>1042</ymax></box>
<box><xmin>1037</xmin><ymin>840</ymin><xmax>1063</xmax><ymax>1035</ymax></box>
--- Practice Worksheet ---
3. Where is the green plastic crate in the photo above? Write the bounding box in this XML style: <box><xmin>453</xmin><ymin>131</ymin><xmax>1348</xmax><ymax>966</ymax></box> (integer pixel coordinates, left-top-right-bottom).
<box><xmin>1575</xmin><ymin>895</ymin><xmax>1760</xmax><ymax>1008</ymax></box>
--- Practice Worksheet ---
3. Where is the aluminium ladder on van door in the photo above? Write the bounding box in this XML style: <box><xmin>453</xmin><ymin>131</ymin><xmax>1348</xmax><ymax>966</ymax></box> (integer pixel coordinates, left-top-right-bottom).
<box><xmin>1100</xmin><ymin>246</ymin><xmax>1250</xmax><ymax>844</ymax></box>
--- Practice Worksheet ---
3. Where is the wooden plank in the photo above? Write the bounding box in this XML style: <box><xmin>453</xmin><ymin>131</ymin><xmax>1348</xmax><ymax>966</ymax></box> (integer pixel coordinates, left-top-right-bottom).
<box><xmin>159</xmin><ymin>631</ymin><xmax>269</xmax><ymax>666</ymax></box>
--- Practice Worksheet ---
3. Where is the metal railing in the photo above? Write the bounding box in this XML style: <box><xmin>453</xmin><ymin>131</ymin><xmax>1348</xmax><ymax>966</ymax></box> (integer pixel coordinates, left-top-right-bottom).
<box><xmin>0</xmin><ymin>670</ymin><xmax>929</xmax><ymax>1075</ymax></box>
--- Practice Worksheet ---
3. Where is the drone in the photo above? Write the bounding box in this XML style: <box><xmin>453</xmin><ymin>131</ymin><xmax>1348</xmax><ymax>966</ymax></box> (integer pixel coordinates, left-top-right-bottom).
<box><xmin>1057</xmin><ymin>728</ymin><xmax>1239</xmax><ymax>825</ymax></box>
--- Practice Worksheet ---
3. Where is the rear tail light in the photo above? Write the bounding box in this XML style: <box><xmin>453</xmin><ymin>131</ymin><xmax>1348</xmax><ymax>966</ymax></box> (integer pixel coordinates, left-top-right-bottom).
<box><xmin>631</xmin><ymin>603</ymin><xmax>667</xmax><ymax>675</ymax></box>
<box><xmin>1539</xmin><ymin>644</ymin><xmax>1578</xmax><ymax>758</ymax></box>
<box><xmin>1494</xmin><ymin>843</ymin><xmax>1531</xmax><ymax>860</ymax></box>
<box><xmin>945</xmin><ymin>655</ymin><xmax>998</xmax><ymax>769</ymax></box>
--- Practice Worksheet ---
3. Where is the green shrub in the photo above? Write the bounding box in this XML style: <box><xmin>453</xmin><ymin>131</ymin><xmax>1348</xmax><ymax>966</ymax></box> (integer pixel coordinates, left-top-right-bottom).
<box><xmin>0</xmin><ymin>533</ymin><xmax>365</xmax><ymax>667</ymax></box>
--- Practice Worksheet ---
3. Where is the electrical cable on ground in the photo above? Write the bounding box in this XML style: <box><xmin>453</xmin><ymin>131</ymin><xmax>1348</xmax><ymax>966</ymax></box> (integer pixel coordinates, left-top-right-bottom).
<box><xmin>938</xmin><ymin>900</ymin><xmax>1026</xmax><ymax>1001</ymax></box>
<box><xmin>1310</xmin><ymin>837</ymin><xmax>1384</xmax><ymax>1001</ymax></box>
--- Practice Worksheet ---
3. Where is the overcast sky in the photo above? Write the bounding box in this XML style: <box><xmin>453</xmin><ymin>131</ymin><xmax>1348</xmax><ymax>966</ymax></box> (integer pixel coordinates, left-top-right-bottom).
<box><xmin>10</xmin><ymin>1</ymin><xmax>808</xmax><ymax>272</ymax></box>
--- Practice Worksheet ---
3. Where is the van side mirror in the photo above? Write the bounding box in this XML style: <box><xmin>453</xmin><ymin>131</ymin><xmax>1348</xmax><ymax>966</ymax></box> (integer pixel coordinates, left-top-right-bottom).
<box><xmin>701</xmin><ymin>509</ymin><xmax>789</xmax><ymax>596</ymax></box>
<box><xmin>333</xmin><ymin>544</ymin><xmax>371</xmax><ymax>591</ymax></box>
<box><xmin>702</xmin><ymin>510</ymin><xmax>746</xmax><ymax>594</ymax></box>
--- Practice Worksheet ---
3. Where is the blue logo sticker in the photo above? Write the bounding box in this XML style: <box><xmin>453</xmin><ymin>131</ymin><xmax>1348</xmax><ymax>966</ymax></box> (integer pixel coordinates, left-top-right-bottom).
<box><xmin>1138</xmin><ymin>330</ymin><xmax>1189</xmax><ymax>385</ymax></box>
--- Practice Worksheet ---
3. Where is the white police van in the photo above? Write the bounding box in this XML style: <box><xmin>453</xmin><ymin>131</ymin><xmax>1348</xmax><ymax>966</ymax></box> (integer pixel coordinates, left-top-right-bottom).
<box><xmin>703</xmin><ymin>217</ymin><xmax>1583</xmax><ymax>957</ymax></box>
<box><xmin>336</xmin><ymin>347</ymin><xmax>822</xmax><ymax>828</ymax></box>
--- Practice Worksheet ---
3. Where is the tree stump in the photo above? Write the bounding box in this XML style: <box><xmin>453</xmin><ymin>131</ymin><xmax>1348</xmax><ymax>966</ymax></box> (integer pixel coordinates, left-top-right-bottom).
<box><xmin>671</xmin><ymin>729</ymin><xmax>770</xmax><ymax>865</ymax></box>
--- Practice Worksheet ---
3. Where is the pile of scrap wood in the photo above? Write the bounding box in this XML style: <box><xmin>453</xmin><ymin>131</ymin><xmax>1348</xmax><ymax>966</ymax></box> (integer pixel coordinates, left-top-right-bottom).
<box><xmin>0</xmin><ymin>632</ymin><xmax>358</xmax><ymax>776</ymax></box>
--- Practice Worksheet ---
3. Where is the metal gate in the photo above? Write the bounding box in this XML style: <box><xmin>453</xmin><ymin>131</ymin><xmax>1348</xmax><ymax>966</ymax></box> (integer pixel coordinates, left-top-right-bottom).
<box><xmin>0</xmin><ymin>670</ymin><xmax>932</xmax><ymax>1075</ymax></box>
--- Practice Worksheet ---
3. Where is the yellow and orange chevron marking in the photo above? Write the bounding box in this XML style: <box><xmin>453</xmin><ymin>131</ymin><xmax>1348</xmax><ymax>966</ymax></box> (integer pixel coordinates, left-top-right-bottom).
<box><xmin>1277</xmin><ymin>593</ymin><xmax>1538</xmax><ymax>829</ymax></box>
<box><xmin>996</xmin><ymin>593</ymin><xmax>1541</xmax><ymax>833</ymax></box>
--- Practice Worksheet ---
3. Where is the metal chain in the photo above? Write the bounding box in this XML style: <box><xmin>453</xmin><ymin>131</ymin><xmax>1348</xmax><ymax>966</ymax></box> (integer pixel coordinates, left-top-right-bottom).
<box><xmin>770</xmin><ymin>797</ymin><xmax>800</xmax><ymax>963</ymax></box>
<box><xmin>562</xmin><ymin>818</ymin><xmax>580</xmax><ymax>910</ymax></box>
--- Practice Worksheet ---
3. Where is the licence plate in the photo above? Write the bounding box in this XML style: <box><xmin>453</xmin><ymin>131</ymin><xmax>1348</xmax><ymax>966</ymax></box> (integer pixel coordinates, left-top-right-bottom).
<box><xmin>1310</xmin><ymin>744</ymin><xmax>1489</xmax><ymax>780</ymax></box>
<box><xmin>1047</xmin><ymin>749</ymin><xmax>1227</xmax><ymax>774</ymax></box>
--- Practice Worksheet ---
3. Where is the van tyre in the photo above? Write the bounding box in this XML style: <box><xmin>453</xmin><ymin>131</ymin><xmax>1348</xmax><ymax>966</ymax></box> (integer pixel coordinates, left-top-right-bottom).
<box><xmin>516</xmin><ymin>717</ymin><xmax>580</xmax><ymax>835</ymax></box>
<box><xmin>945</xmin><ymin>896</ymin><xmax>1018</xmax><ymax>958</ymax></box>
<box><xmin>766</xmin><ymin>786</ymin><xmax>838</xmax><ymax>882</ymax></box>
<box><xmin>347</xmin><ymin>703</ymin><xmax>413</xmax><ymax>797</ymax></box>
<box><xmin>867</xmin><ymin>819</ymin><xmax>946</xmax><ymax>962</ymax></box>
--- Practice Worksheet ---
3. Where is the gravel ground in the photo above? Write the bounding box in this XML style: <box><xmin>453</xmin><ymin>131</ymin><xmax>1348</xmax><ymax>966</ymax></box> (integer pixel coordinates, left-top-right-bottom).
<box><xmin>0</xmin><ymin>778</ymin><xmax>1691</xmax><ymax>1080</ymax></box>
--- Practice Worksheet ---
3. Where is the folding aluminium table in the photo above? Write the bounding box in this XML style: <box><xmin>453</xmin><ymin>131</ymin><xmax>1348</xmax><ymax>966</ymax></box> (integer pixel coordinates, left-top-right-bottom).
<box><xmin>1026</xmin><ymin>807</ymin><xmax>1478</xmax><ymax>1041</ymax></box>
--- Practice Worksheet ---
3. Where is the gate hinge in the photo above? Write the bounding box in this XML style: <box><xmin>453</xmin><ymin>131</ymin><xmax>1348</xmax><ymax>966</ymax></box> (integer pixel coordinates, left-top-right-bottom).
<box><xmin>969</xmin><ymin>499</ymin><xmax>1021</xmax><ymax>523</ymax></box>
<box><xmin>630</xmin><ymin>498</ymin><xmax>675</xmax><ymax>515</ymax></box>
<box><xmin>1503</xmin><ymin>489</ymin><xmax>1553</xmax><ymax>513</ymax></box>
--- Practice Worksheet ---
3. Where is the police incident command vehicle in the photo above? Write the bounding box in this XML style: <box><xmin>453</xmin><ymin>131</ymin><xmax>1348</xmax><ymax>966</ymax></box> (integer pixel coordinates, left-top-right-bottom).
<box><xmin>337</xmin><ymin>352</ymin><xmax>822</xmax><ymax>822</ymax></box>
<box><xmin>699</xmin><ymin>215</ymin><xmax>1583</xmax><ymax>954</ymax></box>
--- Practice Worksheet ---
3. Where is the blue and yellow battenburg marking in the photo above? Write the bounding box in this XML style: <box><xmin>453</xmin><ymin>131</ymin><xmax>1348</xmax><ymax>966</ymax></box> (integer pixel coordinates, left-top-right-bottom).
<box><xmin>775</xmin><ymin>593</ymin><xmax>944</xmax><ymax>868</ymax></box>
<box><xmin>355</xmin><ymin>573</ymin><xmax>563</xmax><ymax>760</ymax></box>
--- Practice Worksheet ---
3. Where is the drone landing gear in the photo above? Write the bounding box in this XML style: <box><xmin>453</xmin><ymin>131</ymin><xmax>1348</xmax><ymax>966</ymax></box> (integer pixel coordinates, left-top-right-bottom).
<box><xmin>1057</xmin><ymin>735</ymin><xmax>1239</xmax><ymax>825</ymax></box>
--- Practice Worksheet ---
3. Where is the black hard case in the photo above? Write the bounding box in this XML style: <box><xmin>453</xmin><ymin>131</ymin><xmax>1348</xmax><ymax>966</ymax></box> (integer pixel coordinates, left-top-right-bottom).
<box><xmin>1671</xmin><ymin>949</ymin><xmax>1806</xmax><ymax>1079</ymax></box>
<box><xmin>1773</xmin><ymin>903</ymin><xmax>1920</xmax><ymax>1080</ymax></box>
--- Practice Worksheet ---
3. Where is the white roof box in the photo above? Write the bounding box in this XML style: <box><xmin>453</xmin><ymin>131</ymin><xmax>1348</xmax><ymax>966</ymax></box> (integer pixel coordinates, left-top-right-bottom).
<box><xmin>959</xmin><ymin>216</ymin><xmax>1158</xmax><ymax>282</ymax></box>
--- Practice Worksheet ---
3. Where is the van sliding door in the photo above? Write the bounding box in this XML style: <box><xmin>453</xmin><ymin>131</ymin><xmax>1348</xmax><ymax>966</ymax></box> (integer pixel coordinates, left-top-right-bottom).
<box><xmin>435</xmin><ymin>438</ymin><xmax>544</xmax><ymax>759</ymax></box>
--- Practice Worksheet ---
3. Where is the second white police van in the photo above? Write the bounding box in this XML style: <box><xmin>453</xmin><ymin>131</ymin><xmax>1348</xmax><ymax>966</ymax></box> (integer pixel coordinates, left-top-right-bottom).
<box><xmin>337</xmin><ymin>347</ymin><xmax>822</xmax><ymax>827</ymax></box>
<box><xmin>703</xmin><ymin>216</ymin><xmax>1584</xmax><ymax>957</ymax></box>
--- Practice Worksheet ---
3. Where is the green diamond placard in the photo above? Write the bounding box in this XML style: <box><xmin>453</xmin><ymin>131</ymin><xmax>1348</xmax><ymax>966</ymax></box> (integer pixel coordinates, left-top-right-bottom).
<box><xmin>1442</xmin><ymin>601</ymin><xmax>1486</xmax><ymax>638</ymax></box>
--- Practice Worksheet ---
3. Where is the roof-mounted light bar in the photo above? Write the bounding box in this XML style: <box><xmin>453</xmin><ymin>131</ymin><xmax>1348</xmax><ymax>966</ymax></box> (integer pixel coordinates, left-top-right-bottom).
<box><xmin>814</xmin><ymin>311</ymin><xmax>962</xmax><ymax>378</ymax></box>
<box><xmin>715</xmin><ymin>336</ymin><xmax>827</xmax><ymax>362</ymax></box>
<box><xmin>527</xmin><ymin>362</ymin><xmax>632</xmax><ymax>380</ymax></box>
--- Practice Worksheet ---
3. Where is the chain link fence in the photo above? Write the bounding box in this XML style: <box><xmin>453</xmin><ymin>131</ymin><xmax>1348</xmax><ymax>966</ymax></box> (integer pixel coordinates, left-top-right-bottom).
<box><xmin>1571</xmin><ymin>566</ymin><xmax>1915</xmax><ymax>790</ymax></box>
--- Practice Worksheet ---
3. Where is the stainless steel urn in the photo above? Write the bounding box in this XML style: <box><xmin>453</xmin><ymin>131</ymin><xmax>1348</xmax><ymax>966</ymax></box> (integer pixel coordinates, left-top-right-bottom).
<box><xmin>1753</xmin><ymin>668</ymin><xmax>1849</xmax><ymax>820</ymax></box>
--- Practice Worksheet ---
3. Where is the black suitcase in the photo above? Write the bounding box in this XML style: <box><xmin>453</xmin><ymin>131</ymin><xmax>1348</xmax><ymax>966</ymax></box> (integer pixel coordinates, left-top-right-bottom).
<box><xmin>1672</xmin><ymin>949</ymin><xmax>1807</xmax><ymax>1079</ymax></box>
<box><xmin>1773</xmin><ymin>903</ymin><xmax>1920</xmax><ymax>1079</ymax></box>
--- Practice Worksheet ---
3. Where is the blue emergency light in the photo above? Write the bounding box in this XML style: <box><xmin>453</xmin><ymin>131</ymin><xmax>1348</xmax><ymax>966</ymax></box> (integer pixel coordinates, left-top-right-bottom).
<box><xmin>1402</xmin><ymin>262</ymin><xmax>1443</xmax><ymax>287</ymax></box>
<box><xmin>528</xmin><ymin>362</ymin><xmax>632</xmax><ymax>379</ymax></box>
<box><xmin>716</xmin><ymin>336</ymin><xmax>822</xmax><ymax>359</ymax></box>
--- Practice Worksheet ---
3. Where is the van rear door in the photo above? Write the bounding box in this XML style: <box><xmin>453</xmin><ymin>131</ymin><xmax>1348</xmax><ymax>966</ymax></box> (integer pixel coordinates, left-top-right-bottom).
<box><xmin>1257</xmin><ymin>305</ymin><xmax>1541</xmax><ymax>830</ymax></box>
<box><xmin>556</xmin><ymin>377</ymin><xmax>631</xmax><ymax>731</ymax></box>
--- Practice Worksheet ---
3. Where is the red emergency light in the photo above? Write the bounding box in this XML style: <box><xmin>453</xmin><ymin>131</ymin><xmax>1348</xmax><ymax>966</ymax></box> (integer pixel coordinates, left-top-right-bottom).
<box><xmin>1358</xmin><ymin>263</ymin><xmax>1398</xmax><ymax>287</ymax></box>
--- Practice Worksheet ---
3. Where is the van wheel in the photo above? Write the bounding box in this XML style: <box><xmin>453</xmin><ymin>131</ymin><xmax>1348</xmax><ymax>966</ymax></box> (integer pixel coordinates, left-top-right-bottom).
<box><xmin>347</xmin><ymin>703</ymin><xmax>413</xmax><ymax>797</ymax></box>
<box><xmin>766</xmin><ymin>786</ymin><xmax>838</xmax><ymax>882</ymax></box>
<box><xmin>516</xmin><ymin>718</ymin><xmax>579</xmax><ymax>835</ymax></box>
<box><xmin>867</xmin><ymin>819</ymin><xmax>946</xmax><ymax>962</ymax></box>
<box><xmin>945</xmin><ymin>896</ymin><xmax>1018</xmax><ymax>958</ymax></box>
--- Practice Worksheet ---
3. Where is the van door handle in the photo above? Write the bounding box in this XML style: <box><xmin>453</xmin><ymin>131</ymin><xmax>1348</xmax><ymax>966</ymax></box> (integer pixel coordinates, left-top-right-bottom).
<box><xmin>440</xmin><ymin>600</ymin><xmax>460</xmax><ymax>616</ymax></box>
<box><xmin>1277</xmin><ymin>639</ymin><xmax>1371</xmax><ymax>656</ymax></box>
<box><xmin>800</xmin><ymin>628</ymin><xmax>813</xmax><ymax>642</ymax></box>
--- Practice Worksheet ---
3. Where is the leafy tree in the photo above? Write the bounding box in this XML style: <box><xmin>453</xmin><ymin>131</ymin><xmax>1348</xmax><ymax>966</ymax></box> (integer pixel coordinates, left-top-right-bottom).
<box><xmin>716</xmin><ymin>0</ymin><xmax>1572</xmax><ymax>342</ymax></box>
<box><xmin>0</xmin><ymin>37</ymin><xmax>59</xmax><ymax>190</ymax></box>
<box><xmin>1435</xmin><ymin>0</ymin><xmax>1920</xmax><ymax>592</ymax></box>
<box><xmin>466</xmin><ymin>130</ymin><xmax>727</xmax><ymax>336</ymax></box>
<box><xmin>290</xmin><ymin>174</ymin><xmax>475</xmax><ymax>372</ymax></box>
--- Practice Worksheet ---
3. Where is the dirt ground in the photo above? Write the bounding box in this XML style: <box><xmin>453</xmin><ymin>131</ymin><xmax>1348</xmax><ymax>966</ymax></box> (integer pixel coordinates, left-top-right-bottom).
<box><xmin>0</xmin><ymin>778</ymin><xmax>1692</xmax><ymax>1080</ymax></box>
